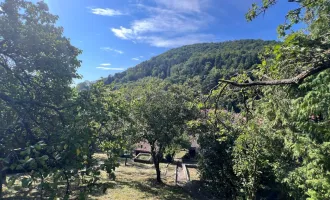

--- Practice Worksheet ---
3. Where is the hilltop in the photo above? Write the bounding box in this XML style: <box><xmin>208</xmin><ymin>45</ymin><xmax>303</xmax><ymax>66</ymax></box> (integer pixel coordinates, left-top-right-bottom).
<box><xmin>104</xmin><ymin>39</ymin><xmax>276</xmax><ymax>93</ymax></box>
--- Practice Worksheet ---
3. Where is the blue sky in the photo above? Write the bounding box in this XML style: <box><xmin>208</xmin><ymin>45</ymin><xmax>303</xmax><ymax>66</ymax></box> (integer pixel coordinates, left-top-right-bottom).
<box><xmin>42</xmin><ymin>0</ymin><xmax>298</xmax><ymax>83</ymax></box>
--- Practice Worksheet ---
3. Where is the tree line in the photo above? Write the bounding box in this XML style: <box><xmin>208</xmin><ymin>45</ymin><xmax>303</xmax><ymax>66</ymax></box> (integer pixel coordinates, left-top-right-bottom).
<box><xmin>103</xmin><ymin>40</ymin><xmax>277</xmax><ymax>94</ymax></box>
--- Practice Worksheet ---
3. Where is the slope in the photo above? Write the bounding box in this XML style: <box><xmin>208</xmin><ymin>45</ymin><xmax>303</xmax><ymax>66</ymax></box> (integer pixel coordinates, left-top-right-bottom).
<box><xmin>105</xmin><ymin>39</ymin><xmax>276</xmax><ymax>93</ymax></box>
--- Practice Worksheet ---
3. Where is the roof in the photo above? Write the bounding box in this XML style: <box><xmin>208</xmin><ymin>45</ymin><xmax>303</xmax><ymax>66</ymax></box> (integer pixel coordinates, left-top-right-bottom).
<box><xmin>135</xmin><ymin>141</ymin><xmax>151</xmax><ymax>152</ymax></box>
<box><xmin>134</xmin><ymin>136</ymin><xmax>199</xmax><ymax>151</ymax></box>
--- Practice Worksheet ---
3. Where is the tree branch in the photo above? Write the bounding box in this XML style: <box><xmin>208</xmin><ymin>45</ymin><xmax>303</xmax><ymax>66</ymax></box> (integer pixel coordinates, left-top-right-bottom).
<box><xmin>219</xmin><ymin>63</ymin><xmax>330</xmax><ymax>87</ymax></box>
<box><xmin>0</xmin><ymin>57</ymin><xmax>32</xmax><ymax>96</ymax></box>
<box><xmin>0</xmin><ymin>92</ymin><xmax>64</xmax><ymax>121</ymax></box>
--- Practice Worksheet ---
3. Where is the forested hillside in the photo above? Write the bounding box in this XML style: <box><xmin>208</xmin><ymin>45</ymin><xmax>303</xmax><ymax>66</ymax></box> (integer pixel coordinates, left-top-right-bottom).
<box><xmin>105</xmin><ymin>40</ymin><xmax>276</xmax><ymax>93</ymax></box>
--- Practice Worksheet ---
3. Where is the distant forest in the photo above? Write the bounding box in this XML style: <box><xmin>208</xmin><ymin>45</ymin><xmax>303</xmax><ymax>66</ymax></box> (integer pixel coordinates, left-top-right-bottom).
<box><xmin>103</xmin><ymin>40</ymin><xmax>277</xmax><ymax>93</ymax></box>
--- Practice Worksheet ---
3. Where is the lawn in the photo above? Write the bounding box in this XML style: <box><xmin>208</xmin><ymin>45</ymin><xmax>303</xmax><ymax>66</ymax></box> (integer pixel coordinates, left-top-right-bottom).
<box><xmin>135</xmin><ymin>153</ymin><xmax>151</xmax><ymax>161</ymax></box>
<box><xmin>187</xmin><ymin>168</ymin><xmax>199</xmax><ymax>181</ymax></box>
<box><xmin>89</xmin><ymin>158</ymin><xmax>194</xmax><ymax>200</ymax></box>
<box><xmin>175</xmin><ymin>150</ymin><xmax>187</xmax><ymax>159</ymax></box>
<box><xmin>2</xmin><ymin>154</ymin><xmax>198</xmax><ymax>200</ymax></box>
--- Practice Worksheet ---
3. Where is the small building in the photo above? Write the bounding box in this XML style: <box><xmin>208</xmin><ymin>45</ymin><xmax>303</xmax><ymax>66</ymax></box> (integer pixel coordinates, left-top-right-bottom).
<box><xmin>134</xmin><ymin>141</ymin><xmax>151</xmax><ymax>155</ymax></box>
<box><xmin>134</xmin><ymin>137</ymin><xmax>199</xmax><ymax>158</ymax></box>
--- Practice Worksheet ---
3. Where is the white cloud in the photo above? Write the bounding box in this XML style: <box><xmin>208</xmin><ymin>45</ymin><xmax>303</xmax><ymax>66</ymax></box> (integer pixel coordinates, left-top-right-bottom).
<box><xmin>155</xmin><ymin>0</ymin><xmax>202</xmax><ymax>13</ymax></box>
<box><xmin>111</xmin><ymin>27</ymin><xmax>134</xmax><ymax>40</ymax></box>
<box><xmin>131</xmin><ymin>14</ymin><xmax>204</xmax><ymax>34</ymax></box>
<box><xmin>96</xmin><ymin>67</ymin><xmax>125</xmax><ymax>70</ymax></box>
<box><xmin>111</xmin><ymin>11</ymin><xmax>206</xmax><ymax>39</ymax></box>
<box><xmin>132</xmin><ymin>57</ymin><xmax>140</xmax><ymax>61</ymax></box>
<box><xmin>90</xmin><ymin>8</ymin><xmax>123</xmax><ymax>16</ymax></box>
<box><xmin>100</xmin><ymin>47</ymin><xmax>124</xmax><ymax>54</ymax></box>
<box><xmin>111</xmin><ymin>0</ymin><xmax>214</xmax><ymax>48</ymax></box>
<box><xmin>100</xmin><ymin>63</ymin><xmax>111</xmax><ymax>66</ymax></box>
<box><xmin>141</xmin><ymin>34</ymin><xmax>215</xmax><ymax>48</ymax></box>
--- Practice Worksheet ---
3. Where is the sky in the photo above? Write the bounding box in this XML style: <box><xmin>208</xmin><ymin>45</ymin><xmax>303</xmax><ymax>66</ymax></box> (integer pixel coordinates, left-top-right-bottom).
<box><xmin>39</xmin><ymin>0</ymin><xmax>298</xmax><ymax>83</ymax></box>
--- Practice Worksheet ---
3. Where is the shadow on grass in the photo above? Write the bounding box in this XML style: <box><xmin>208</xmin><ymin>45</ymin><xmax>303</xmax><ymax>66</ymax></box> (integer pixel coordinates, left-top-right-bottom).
<box><xmin>87</xmin><ymin>182</ymin><xmax>117</xmax><ymax>197</ymax></box>
<box><xmin>132</xmin><ymin>162</ymin><xmax>153</xmax><ymax>169</ymax></box>
<box><xmin>183</xmin><ymin>180</ymin><xmax>218</xmax><ymax>200</ymax></box>
<box><xmin>3</xmin><ymin>197</ymin><xmax>37</xmax><ymax>200</ymax></box>
<box><xmin>2</xmin><ymin>187</ymin><xmax>38</xmax><ymax>200</ymax></box>
<box><xmin>113</xmin><ymin>178</ymin><xmax>195</xmax><ymax>200</ymax></box>
<box><xmin>118</xmin><ymin>170</ymin><xmax>153</xmax><ymax>178</ymax></box>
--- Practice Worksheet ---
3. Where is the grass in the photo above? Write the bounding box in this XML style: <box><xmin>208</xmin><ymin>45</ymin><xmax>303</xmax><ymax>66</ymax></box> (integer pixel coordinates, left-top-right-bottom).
<box><xmin>89</xmin><ymin>159</ymin><xmax>194</xmax><ymax>200</ymax></box>
<box><xmin>175</xmin><ymin>150</ymin><xmax>187</xmax><ymax>159</ymax></box>
<box><xmin>2</xmin><ymin>154</ymin><xmax>198</xmax><ymax>200</ymax></box>
<box><xmin>93</xmin><ymin>153</ymin><xmax>108</xmax><ymax>161</ymax></box>
<box><xmin>187</xmin><ymin>168</ymin><xmax>199</xmax><ymax>181</ymax></box>
<box><xmin>136</xmin><ymin>154</ymin><xmax>151</xmax><ymax>161</ymax></box>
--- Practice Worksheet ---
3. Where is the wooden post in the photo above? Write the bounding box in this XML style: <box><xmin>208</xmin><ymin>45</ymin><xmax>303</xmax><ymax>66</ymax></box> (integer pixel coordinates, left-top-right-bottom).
<box><xmin>175</xmin><ymin>163</ymin><xmax>178</xmax><ymax>185</ymax></box>
<box><xmin>186</xmin><ymin>166</ymin><xmax>190</xmax><ymax>182</ymax></box>
<box><xmin>182</xmin><ymin>164</ymin><xmax>190</xmax><ymax>182</ymax></box>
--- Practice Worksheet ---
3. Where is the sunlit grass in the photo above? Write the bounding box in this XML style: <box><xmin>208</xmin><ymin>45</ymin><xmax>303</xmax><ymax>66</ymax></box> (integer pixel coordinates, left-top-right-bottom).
<box><xmin>89</xmin><ymin>158</ymin><xmax>193</xmax><ymax>200</ymax></box>
<box><xmin>136</xmin><ymin>154</ymin><xmax>151</xmax><ymax>161</ymax></box>
<box><xmin>175</xmin><ymin>150</ymin><xmax>187</xmax><ymax>159</ymax></box>
<box><xmin>2</xmin><ymin>154</ymin><xmax>194</xmax><ymax>200</ymax></box>
<box><xmin>187</xmin><ymin>168</ymin><xmax>199</xmax><ymax>181</ymax></box>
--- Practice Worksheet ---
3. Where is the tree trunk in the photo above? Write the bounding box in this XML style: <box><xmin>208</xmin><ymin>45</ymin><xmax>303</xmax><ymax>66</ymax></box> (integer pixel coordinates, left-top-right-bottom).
<box><xmin>155</xmin><ymin>161</ymin><xmax>161</xmax><ymax>183</ymax></box>
<box><xmin>0</xmin><ymin>171</ymin><xmax>3</xmax><ymax>199</ymax></box>
<box><xmin>151</xmin><ymin>149</ymin><xmax>162</xmax><ymax>183</ymax></box>
<box><xmin>64</xmin><ymin>171</ymin><xmax>70</xmax><ymax>196</ymax></box>
<box><xmin>0</xmin><ymin>167</ymin><xmax>5</xmax><ymax>199</ymax></box>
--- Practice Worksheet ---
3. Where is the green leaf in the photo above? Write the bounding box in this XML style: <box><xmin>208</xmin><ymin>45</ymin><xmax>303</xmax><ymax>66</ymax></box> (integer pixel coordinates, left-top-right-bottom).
<box><xmin>10</xmin><ymin>164</ymin><xmax>17</xmax><ymax>170</ymax></box>
<box><xmin>40</xmin><ymin>155</ymin><xmax>49</xmax><ymax>161</ymax></box>
<box><xmin>7</xmin><ymin>176</ymin><xmax>18</xmax><ymax>187</ymax></box>
<box><xmin>21</xmin><ymin>178</ymin><xmax>31</xmax><ymax>188</ymax></box>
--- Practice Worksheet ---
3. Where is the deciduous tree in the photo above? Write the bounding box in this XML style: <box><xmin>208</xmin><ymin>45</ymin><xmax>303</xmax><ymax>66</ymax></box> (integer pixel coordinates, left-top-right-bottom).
<box><xmin>127</xmin><ymin>78</ymin><xmax>197</xmax><ymax>183</ymax></box>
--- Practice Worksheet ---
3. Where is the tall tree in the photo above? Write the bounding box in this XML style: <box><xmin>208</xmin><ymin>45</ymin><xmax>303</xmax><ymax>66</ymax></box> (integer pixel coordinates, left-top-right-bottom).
<box><xmin>0</xmin><ymin>0</ymin><xmax>80</xmax><ymax>197</ymax></box>
<box><xmin>207</xmin><ymin>0</ymin><xmax>330</xmax><ymax>199</ymax></box>
<box><xmin>127</xmin><ymin>78</ymin><xmax>197</xmax><ymax>183</ymax></box>
<box><xmin>188</xmin><ymin>109</ymin><xmax>240</xmax><ymax>199</ymax></box>
<box><xmin>0</xmin><ymin>1</ymin><xmax>126</xmax><ymax>198</ymax></box>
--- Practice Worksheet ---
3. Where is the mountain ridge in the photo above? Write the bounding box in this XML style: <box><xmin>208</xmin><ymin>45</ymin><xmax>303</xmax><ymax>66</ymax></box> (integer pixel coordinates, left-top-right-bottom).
<box><xmin>102</xmin><ymin>39</ymin><xmax>277</xmax><ymax>93</ymax></box>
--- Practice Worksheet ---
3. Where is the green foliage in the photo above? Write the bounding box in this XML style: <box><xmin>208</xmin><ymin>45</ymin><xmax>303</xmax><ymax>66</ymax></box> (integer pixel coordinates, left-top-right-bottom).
<box><xmin>242</xmin><ymin>0</ymin><xmax>330</xmax><ymax>198</ymax></box>
<box><xmin>195</xmin><ymin>1</ymin><xmax>330</xmax><ymax>199</ymax></box>
<box><xmin>124</xmin><ymin>78</ymin><xmax>198</xmax><ymax>182</ymax></box>
<box><xmin>189</xmin><ymin>110</ymin><xmax>239</xmax><ymax>199</ymax></box>
<box><xmin>105</xmin><ymin>40</ymin><xmax>276</xmax><ymax>94</ymax></box>
<box><xmin>246</xmin><ymin>0</ymin><xmax>330</xmax><ymax>38</ymax></box>
<box><xmin>0</xmin><ymin>1</ymin><xmax>128</xmax><ymax>198</ymax></box>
